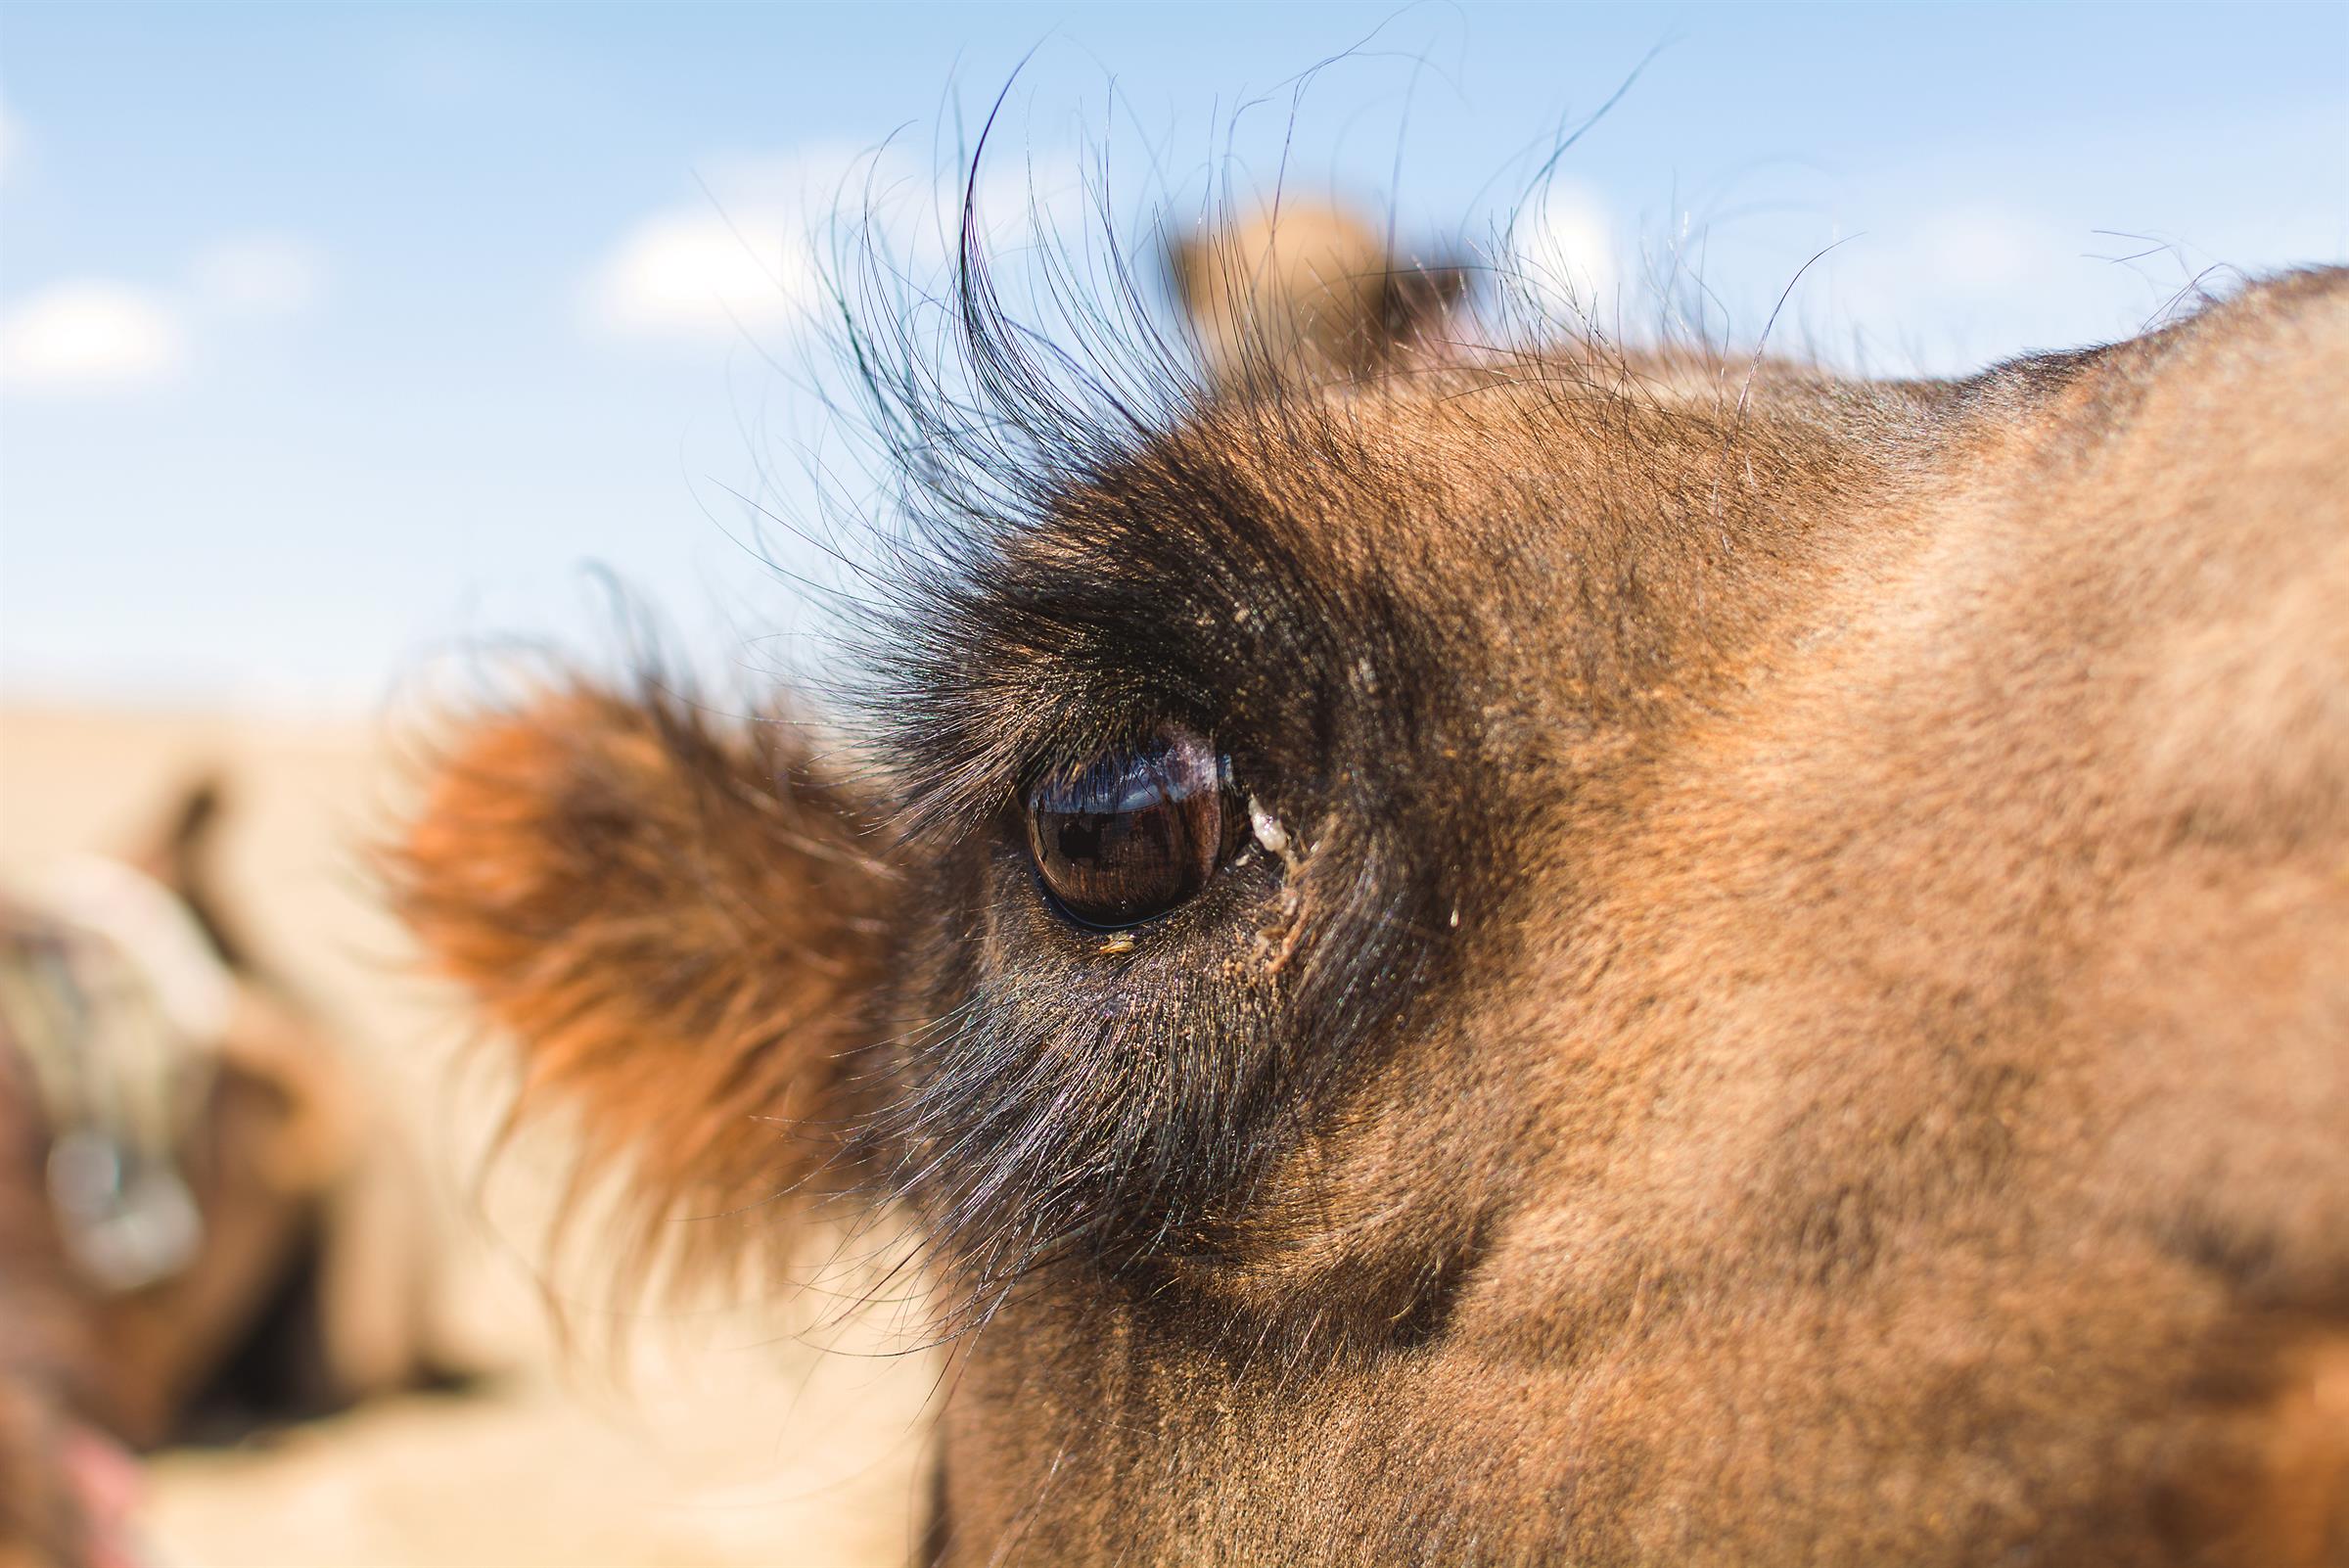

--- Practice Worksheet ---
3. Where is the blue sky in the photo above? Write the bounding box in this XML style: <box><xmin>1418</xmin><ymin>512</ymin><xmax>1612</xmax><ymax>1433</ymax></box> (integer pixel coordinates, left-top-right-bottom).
<box><xmin>4</xmin><ymin>2</ymin><xmax>2344</xmax><ymax>713</ymax></box>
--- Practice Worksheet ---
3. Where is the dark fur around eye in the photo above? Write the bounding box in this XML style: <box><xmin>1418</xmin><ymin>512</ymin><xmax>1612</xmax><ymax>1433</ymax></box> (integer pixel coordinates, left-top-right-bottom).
<box><xmin>801</xmin><ymin>145</ymin><xmax>1492</xmax><ymax>1327</ymax></box>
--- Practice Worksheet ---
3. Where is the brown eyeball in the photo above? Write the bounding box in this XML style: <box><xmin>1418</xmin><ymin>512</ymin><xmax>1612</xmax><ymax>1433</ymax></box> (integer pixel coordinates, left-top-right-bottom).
<box><xmin>1024</xmin><ymin>725</ymin><xmax>1231</xmax><ymax>930</ymax></box>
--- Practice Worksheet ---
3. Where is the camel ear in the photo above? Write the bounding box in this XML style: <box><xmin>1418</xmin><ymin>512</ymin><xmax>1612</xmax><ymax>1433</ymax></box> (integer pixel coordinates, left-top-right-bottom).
<box><xmin>1168</xmin><ymin>203</ymin><xmax>1471</xmax><ymax>388</ymax></box>
<box><xmin>394</xmin><ymin>684</ymin><xmax>897</xmax><ymax>1278</ymax></box>
<box><xmin>1378</xmin><ymin>254</ymin><xmax>1470</xmax><ymax>342</ymax></box>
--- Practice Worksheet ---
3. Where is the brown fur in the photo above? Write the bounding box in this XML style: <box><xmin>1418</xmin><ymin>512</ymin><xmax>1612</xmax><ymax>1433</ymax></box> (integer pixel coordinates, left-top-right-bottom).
<box><xmin>401</xmin><ymin>688</ymin><xmax>895</xmax><ymax>1278</ymax></box>
<box><xmin>401</xmin><ymin>204</ymin><xmax>2349</xmax><ymax>1564</ymax></box>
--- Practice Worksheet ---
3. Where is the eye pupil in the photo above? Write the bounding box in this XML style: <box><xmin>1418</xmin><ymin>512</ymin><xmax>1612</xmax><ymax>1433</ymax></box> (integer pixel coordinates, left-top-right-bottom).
<box><xmin>1026</xmin><ymin>727</ymin><xmax>1225</xmax><ymax>929</ymax></box>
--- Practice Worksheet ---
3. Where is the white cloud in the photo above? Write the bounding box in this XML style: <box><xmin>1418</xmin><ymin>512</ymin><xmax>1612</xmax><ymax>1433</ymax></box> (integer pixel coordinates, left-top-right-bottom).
<box><xmin>587</xmin><ymin>208</ymin><xmax>825</xmax><ymax>342</ymax></box>
<box><xmin>192</xmin><ymin>233</ymin><xmax>328</xmax><ymax>317</ymax></box>
<box><xmin>583</xmin><ymin>143</ymin><xmax>1087</xmax><ymax>348</ymax></box>
<box><xmin>0</xmin><ymin>282</ymin><xmax>184</xmax><ymax>392</ymax></box>
<box><xmin>3</xmin><ymin>234</ymin><xmax>329</xmax><ymax>397</ymax></box>
<box><xmin>1507</xmin><ymin>178</ymin><xmax>1619</xmax><ymax>326</ymax></box>
<box><xmin>584</xmin><ymin>145</ymin><xmax>887</xmax><ymax>346</ymax></box>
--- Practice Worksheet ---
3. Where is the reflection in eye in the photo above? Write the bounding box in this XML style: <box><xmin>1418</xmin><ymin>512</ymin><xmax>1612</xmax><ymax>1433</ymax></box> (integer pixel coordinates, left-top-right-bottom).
<box><xmin>1024</xmin><ymin>726</ymin><xmax>1230</xmax><ymax>929</ymax></box>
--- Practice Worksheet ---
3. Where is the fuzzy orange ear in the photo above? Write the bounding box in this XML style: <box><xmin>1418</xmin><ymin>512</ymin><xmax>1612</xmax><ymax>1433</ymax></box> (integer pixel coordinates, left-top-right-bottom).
<box><xmin>395</xmin><ymin>685</ymin><xmax>898</xmax><ymax>1279</ymax></box>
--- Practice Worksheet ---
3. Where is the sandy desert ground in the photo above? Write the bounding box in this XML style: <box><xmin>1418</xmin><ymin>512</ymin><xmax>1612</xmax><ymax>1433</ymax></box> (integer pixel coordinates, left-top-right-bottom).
<box><xmin>0</xmin><ymin>704</ymin><xmax>938</xmax><ymax>1568</ymax></box>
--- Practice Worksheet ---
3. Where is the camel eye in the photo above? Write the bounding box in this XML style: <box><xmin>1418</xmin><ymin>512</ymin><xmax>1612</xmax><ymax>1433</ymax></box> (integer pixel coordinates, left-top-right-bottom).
<box><xmin>1024</xmin><ymin>726</ymin><xmax>1230</xmax><ymax>930</ymax></box>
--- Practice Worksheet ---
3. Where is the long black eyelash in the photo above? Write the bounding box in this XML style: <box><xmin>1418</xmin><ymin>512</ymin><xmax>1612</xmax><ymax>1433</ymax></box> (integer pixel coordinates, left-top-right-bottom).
<box><xmin>797</xmin><ymin>87</ymin><xmax>1404</xmax><ymax>843</ymax></box>
<box><xmin>783</xmin><ymin>93</ymin><xmax>1499</xmax><ymax>1343</ymax></box>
